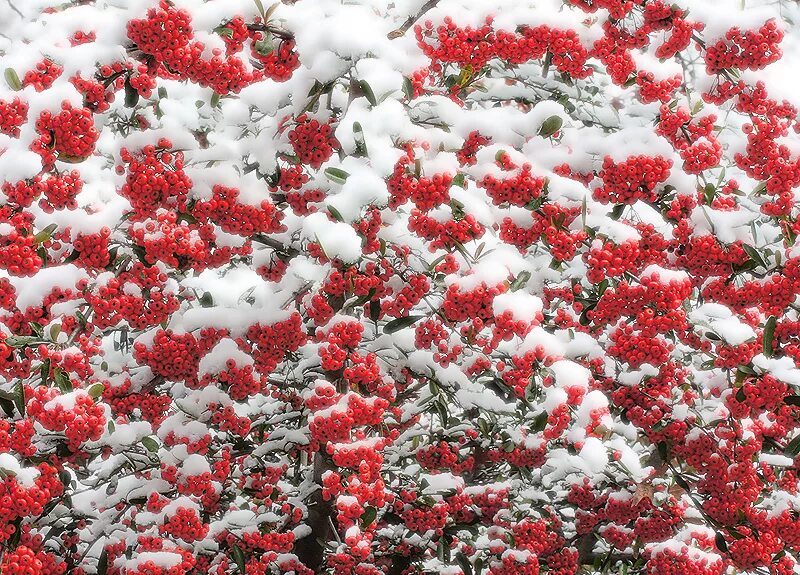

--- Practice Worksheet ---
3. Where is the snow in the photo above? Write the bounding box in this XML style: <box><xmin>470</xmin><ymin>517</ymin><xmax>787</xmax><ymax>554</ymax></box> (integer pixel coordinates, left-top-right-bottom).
<box><xmin>689</xmin><ymin>304</ymin><xmax>757</xmax><ymax>346</ymax></box>
<box><xmin>0</xmin><ymin>453</ymin><xmax>40</xmax><ymax>487</ymax></box>
<box><xmin>492</xmin><ymin>291</ymin><xmax>543</xmax><ymax>321</ymax></box>
<box><xmin>2</xmin><ymin>0</ymin><xmax>799</xmax><ymax>570</ymax></box>
<box><xmin>198</xmin><ymin>338</ymin><xmax>254</xmax><ymax>376</ymax></box>
<box><xmin>124</xmin><ymin>552</ymin><xmax>184</xmax><ymax>571</ymax></box>
<box><xmin>302</xmin><ymin>212</ymin><xmax>364</xmax><ymax>262</ymax></box>
<box><xmin>10</xmin><ymin>265</ymin><xmax>89</xmax><ymax>310</ymax></box>
<box><xmin>549</xmin><ymin>360</ymin><xmax>591</xmax><ymax>392</ymax></box>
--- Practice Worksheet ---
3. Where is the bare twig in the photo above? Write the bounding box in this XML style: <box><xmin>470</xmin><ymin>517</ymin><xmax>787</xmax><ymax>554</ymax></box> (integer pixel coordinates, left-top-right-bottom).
<box><xmin>387</xmin><ymin>0</ymin><xmax>439</xmax><ymax>39</ymax></box>
<box><xmin>5</xmin><ymin>0</ymin><xmax>24</xmax><ymax>18</ymax></box>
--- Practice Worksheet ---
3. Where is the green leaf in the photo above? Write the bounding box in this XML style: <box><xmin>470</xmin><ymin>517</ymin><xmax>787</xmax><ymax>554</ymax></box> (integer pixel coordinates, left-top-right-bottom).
<box><xmin>253</xmin><ymin>0</ymin><xmax>266</xmax><ymax>18</ymax></box>
<box><xmin>97</xmin><ymin>549</ymin><xmax>109</xmax><ymax>575</ymax></box>
<box><xmin>13</xmin><ymin>380</ymin><xmax>25</xmax><ymax>416</ymax></box>
<box><xmin>456</xmin><ymin>552</ymin><xmax>474</xmax><ymax>575</ymax></box>
<box><xmin>264</xmin><ymin>2</ymin><xmax>279</xmax><ymax>21</ymax></box>
<box><xmin>124</xmin><ymin>76</ymin><xmax>139</xmax><ymax>107</ymax></box>
<box><xmin>4</xmin><ymin>335</ymin><xmax>39</xmax><ymax>348</ymax></box>
<box><xmin>403</xmin><ymin>76</ymin><xmax>414</xmax><ymax>100</ymax></box>
<box><xmin>211</xmin><ymin>91</ymin><xmax>221</xmax><ymax>108</ymax></box>
<box><xmin>509</xmin><ymin>271</ymin><xmax>531</xmax><ymax>292</ymax></box>
<box><xmin>785</xmin><ymin>434</ymin><xmax>800</xmax><ymax>457</ymax></box>
<box><xmin>63</xmin><ymin>250</ymin><xmax>80</xmax><ymax>264</ymax></box>
<box><xmin>673</xmin><ymin>472</ymin><xmax>690</xmax><ymax>491</ymax></box>
<box><xmin>254</xmin><ymin>33</ymin><xmax>274</xmax><ymax>56</ymax></box>
<box><xmin>703</xmin><ymin>183</ymin><xmax>716</xmax><ymax>205</ymax></box>
<box><xmin>784</xmin><ymin>396</ymin><xmax>800</xmax><ymax>406</ymax></box>
<box><xmin>763</xmin><ymin>316</ymin><xmax>777</xmax><ymax>358</ymax></box>
<box><xmin>531</xmin><ymin>410</ymin><xmax>548</xmax><ymax>432</ymax></box>
<box><xmin>87</xmin><ymin>382</ymin><xmax>105</xmax><ymax>399</ymax></box>
<box><xmin>40</xmin><ymin>358</ymin><xmax>51</xmax><ymax>387</ymax></box>
<box><xmin>199</xmin><ymin>292</ymin><xmax>214</xmax><ymax>307</ymax></box>
<box><xmin>53</xmin><ymin>368</ymin><xmax>72</xmax><ymax>392</ymax></box>
<box><xmin>742</xmin><ymin>244</ymin><xmax>766</xmax><ymax>269</ymax></box>
<box><xmin>715</xmin><ymin>532</ymin><xmax>728</xmax><ymax>553</ymax></box>
<box><xmin>369</xmin><ymin>300</ymin><xmax>380</xmax><ymax>323</ymax></box>
<box><xmin>324</xmin><ymin>167</ymin><xmax>350</xmax><ymax>184</ymax></box>
<box><xmin>360</xmin><ymin>506</ymin><xmax>377</xmax><ymax>529</ymax></box>
<box><xmin>34</xmin><ymin>223</ymin><xmax>58</xmax><ymax>244</ymax></box>
<box><xmin>751</xmin><ymin>181</ymin><xmax>767</xmax><ymax>196</ymax></box>
<box><xmin>141</xmin><ymin>436</ymin><xmax>160</xmax><ymax>453</ymax></box>
<box><xmin>580</xmin><ymin>195</ymin><xmax>587</xmax><ymax>227</ymax></box>
<box><xmin>383</xmin><ymin>315</ymin><xmax>424</xmax><ymax>334</ymax></box>
<box><xmin>359</xmin><ymin>80</ymin><xmax>377</xmax><ymax>106</ymax></box>
<box><xmin>451</xmin><ymin>172</ymin><xmax>466</xmax><ymax>188</ymax></box>
<box><xmin>538</xmin><ymin>115</ymin><xmax>563</xmax><ymax>137</ymax></box>
<box><xmin>232</xmin><ymin>544</ymin><xmax>246</xmax><ymax>573</ymax></box>
<box><xmin>327</xmin><ymin>205</ymin><xmax>344</xmax><ymax>222</ymax></box>
<box><xmin>4</xmin><ymin>68</ymin><xmax>21</xmax><ymax>91</ymax></box>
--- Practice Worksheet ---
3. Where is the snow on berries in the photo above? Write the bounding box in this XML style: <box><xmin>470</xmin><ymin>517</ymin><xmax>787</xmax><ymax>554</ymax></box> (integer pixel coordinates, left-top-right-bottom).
<box><xmin>2</xmin><ymin>0</ymin><xmax>800</xmax><ymax>574</ymax></box>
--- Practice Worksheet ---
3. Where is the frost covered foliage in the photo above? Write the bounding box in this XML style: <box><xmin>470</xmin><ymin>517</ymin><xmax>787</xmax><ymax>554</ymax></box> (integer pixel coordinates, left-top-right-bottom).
<box><xmin>6</xmin><ymin>0</ymin><xmax>800</xmax><ymax>574</ymax></box>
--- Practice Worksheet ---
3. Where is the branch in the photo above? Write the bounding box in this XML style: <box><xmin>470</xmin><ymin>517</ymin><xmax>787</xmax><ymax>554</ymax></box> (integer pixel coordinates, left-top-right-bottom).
<box><xmin>387</xmin><ymin>0</ymin><xmax>439</xmax><ymax>39</ymax></box>
<box><xmin>5</xmin><ymin>0</ymin><xmax>23</xmax><ymax>18</ymax></box>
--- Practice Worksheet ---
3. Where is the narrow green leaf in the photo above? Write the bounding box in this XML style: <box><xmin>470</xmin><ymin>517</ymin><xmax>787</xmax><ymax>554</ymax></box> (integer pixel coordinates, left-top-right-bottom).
<box><xmin>383</xmin><ymin>315</ymin><xmax>424</xmax><ymax>334</ymax></box>
<box><xmin>97</xmin><ymin>549</ymin><xmax>109</xmax><ymax>575</ymax></box>
<box><xmin>253</xmin><ymin>0</ymin><xmax>266</xmax><ymax>18</ymax></box>
<box><xmin>359</xmin><ymin>80</ymin><xmax>377</xmax><ymax>106</ymax></box>
<box><xmin>763</xmin><ymin>315</ymin><xmax>777</xmax><ymax>358</ymax></box>
<box><xmin>4</xmin><ymin>335</ymin><xmax>39</xmax><ymax>348</ymax></box>
<box><xmin>327</xmin><ymin>205</ymin><xmax>344</xmax><ymax>222</ymax></box>
<box><xmin>742</xmin><ymin>244</ymin><xmax>766</xmax><ymax>269</ymax></box>
<box><xmin>715</xmin><ymin>532</ymin><xmax>728</xmax><ymax>553</ymax></box>
<box><xmin>402</xmin><ymin>77</ymin><xmax>414</xmax><ymax>101</ymax></box>
<box><xmin>4</xmin><ymin>68</ymin><xmax>21</xmax><ymax>91</ymax></box>
<box><xmin>509</xmin><ymin>271</ymin><xmax>531</xmax><ymax>292</ymax></box>
<box><xmin>785</xmin><ymin>435</ymin><xmax>800</xmax><ymax>457</ymax></box>
<box><xmin>124</xmin><ymin>77</ymin><xmax>139</xmax><ymax>107</ymax></box>
<box><xmin>14</xmin><ymin>380</ymin><xmax>25</xmax><ymax>416</ymax></box>
<box><xmin>324</xmin><ymin>167</ymin><xmax>350</xmax><ymax>184</ymax></box>
<box><xmin>456</xmin><ymin>552</ymin><xmax>474</xmax><ymax>575</ymax></box>
<box><xmin>34</xmin><ymin>223</ymin><xmax>58</xmax><ymax>244</ymax></box>
<box><xmin>232</xmin><ymin>544</ymin><xmax>246</xmax><ymax>573</ymax></box>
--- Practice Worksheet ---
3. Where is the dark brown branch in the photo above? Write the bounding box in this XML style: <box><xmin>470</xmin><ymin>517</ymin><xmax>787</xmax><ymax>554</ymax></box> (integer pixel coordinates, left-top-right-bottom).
<box><xmin>246</xmin><ymin>23</ymin><xmax>293</xmax><ymax>40</ymax></box>
<box><xmin>387</xmin><ymin>0</ymin><xmax>439</xmax><ymax>39</ymax></box>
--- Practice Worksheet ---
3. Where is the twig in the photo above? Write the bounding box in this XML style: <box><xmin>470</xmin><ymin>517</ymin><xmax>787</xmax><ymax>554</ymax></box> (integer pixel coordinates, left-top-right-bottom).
<box><xmin>387</xmin><ymin>0</ymin><xmax>439</xmax><ymax>39</ymax></box>
<box><xmin>5</xmin><ymin>0</ymin><xmax>24</xmax><ymax>18</ymax></box>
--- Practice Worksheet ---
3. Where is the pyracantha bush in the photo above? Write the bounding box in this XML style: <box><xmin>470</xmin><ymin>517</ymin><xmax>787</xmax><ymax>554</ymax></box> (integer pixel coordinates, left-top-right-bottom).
<box><xmin>2</xmin><ymin>0</ymin><xmax>800</xmax><ymax>574</ymax></box>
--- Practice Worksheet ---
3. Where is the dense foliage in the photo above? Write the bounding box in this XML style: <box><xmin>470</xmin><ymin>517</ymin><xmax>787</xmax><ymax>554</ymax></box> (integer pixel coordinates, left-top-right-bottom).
<box><xmin>2</xmin><ymin>0</ymin><xmax>800</xmax><ymax>574</ymax></box>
